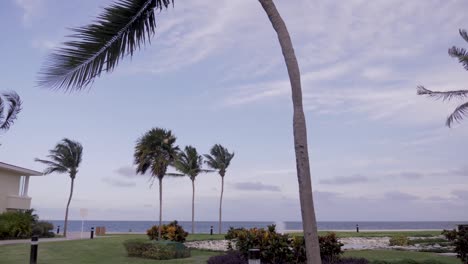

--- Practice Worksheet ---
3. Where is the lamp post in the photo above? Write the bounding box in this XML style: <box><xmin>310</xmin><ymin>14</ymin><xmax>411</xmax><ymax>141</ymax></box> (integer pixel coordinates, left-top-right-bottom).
<box><xmin>30</xmin><ymin>236</ymin><xmax>39</xmax><ymax>264</ymax></box>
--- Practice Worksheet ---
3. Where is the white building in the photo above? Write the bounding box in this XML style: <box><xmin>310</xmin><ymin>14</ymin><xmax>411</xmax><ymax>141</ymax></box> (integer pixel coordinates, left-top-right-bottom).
<box><xmin>0</xmin><ymin>162</ymin><xmax>43</xmax><ymax>213</ymax></box>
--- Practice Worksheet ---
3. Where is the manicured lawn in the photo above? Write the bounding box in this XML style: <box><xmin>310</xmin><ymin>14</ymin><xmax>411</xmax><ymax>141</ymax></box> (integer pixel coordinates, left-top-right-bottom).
<box><xmin>345</xmin><ymin>250</ymin><xmax>460</xmax><ymax>264</ymax></box>
<box><xmin>0</xmin><ymin>235</ymin><xmax>221</xmax><ymax>264</ymax></box>
<box><xmin>315</xmin><ymin>230</ymin><xmax>443</xmax><ymax>238</ymax></box>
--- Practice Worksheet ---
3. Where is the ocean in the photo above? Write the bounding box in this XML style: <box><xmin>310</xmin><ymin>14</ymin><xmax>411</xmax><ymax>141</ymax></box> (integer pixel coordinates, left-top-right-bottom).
<box><xmin>47</xmin><ymin>220</ymin><xmax>467</xmax><ymax>233</ymax></box>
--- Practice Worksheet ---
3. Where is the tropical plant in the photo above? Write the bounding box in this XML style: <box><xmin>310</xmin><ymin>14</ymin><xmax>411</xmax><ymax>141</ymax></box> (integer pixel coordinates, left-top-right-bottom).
<box><xmin>35</xmin><ymin>139</ymin><xmax>83</xmax><ymax>237</ymax></box>
<box><xmin>417</xmin><ymin>29</ymin><xmax>468</xmax><ymax>127</ymax></box>
<box><xmin>204</xmin><ymin>144</ymin><xmax>234</xmax><ymax>235</ymax></box>
<box><xmin>134</xmin><ymin>127</ymin><xmax>180</xmax><ymax>239</ymax></box>
<box><xmin>0</xmin><ymin>91</ymin><xmax>22</xmax><ymax>133</ymax></box>
<box><xmin>146</xmin><ymin>220</ymin><xmax>188</xmax><ymax>242</ymax></box>
<box><xmin>38</xmin><ymin>0</ymin><xmax>322</xmax><ymax>262</ymax></box>
<box><xmin>173</xmin><ymin>146</ymin><xmax>209</xmax><ymax>234</ymax></box>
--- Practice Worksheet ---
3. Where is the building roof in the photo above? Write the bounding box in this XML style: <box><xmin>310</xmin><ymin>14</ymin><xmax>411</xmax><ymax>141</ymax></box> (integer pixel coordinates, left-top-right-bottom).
<box><xmin>0</xmin><ymin>162</ymin><xmax>43</xmax><ymax>176</ymax></box>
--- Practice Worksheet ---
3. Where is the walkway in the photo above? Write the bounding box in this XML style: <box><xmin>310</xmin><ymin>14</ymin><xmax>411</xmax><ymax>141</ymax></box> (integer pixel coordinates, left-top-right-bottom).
<box><xmin>0</xmin><ymin>232</ymin><xmax>100</xmax><ymax>246</ymax></box>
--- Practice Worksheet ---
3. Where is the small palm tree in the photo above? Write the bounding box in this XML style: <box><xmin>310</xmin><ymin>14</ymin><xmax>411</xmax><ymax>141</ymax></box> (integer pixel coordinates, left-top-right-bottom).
<box><xmin>204</xmin><ymin>144</ymin><xmax>234</xmax><ymax>234</ymax></box>
<box><xmin>174</xmin><ymin>146</ymin><xmax>209</xmax><ymax>234</ymax></box>
<box><xmin>134</xmin><ymin>127</ymin><xmax>179</xmax><ymax>239</ymax></box>
<box><xmin>0</xmin><ymin>91</ymin><xmax>22</xmax><ymax>132</ymax></box>
<box><xmin>35</xmin><ymin>139</ymin><xmax>83</xmax><ymax>237</ymax></box>
<box><xmin>418</xmin><ymin>29</ymin><xmax>468</xmax><ymax>127</ymax></box>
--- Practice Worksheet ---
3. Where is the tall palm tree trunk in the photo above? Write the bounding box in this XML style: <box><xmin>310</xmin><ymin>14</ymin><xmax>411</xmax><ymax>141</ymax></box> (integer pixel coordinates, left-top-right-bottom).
<box><xmin>259</xmin><ymin>0</ymin><xmax>321</xmax><ymax>263</ymax></box>
<box><xmin>158</xmin><ymin>177</ymin><xmax>163</xmax><ymax>240</ymax></box>
<box><xmin>191</xmin><ymin>179</ymin><xmax>195</xmax><ymax>234</ymax></box>
<box><xmin>219</xmin><ymin>176</ymin><xmax>224</xmax><ymax>234</ymax></box>
<box><xmin>63</xmin><ymin>177</ymin><xmax>75</xmax><ymax>237</ymax></box>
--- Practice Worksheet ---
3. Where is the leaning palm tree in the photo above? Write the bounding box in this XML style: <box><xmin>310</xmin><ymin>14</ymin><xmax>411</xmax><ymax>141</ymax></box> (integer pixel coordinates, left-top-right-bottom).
<box><xmin>418</xmin><ymin>29</ymin><xmax>468</xmax><ymax>128</ymax></box>
<box><xmin>134</xmin><ymin>127</ymin><xmax>179</xmax><ymax>239</ymax></box>
<box><xmin>35</xmin><ymin>138</ymin><xmax>83</xmax><ymax>237</ymax></box>
<box><xmin>37</xmin><ymin>0</ymin><xmax>322</xmax><ymax>261</ymax></box>
<box><xmin>174</xmin><ymin>146</ymin><xmax>209</xmax><ymax>234</ymax></box>
<box><xmin>0</xmin><ymin>91</ymin><xmax>22</xmax><ymax>132</ymax></box>
<box><xmin>204</xmin><ymin>144</ymin><xmax>234</xmax><ymax>235</ymax></box>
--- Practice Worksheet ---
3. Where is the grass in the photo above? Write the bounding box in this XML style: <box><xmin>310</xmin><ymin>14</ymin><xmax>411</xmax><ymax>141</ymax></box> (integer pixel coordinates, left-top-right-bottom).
<box><xmin>345</xmin><ymin>250</ymin><xmax>460</xmax><ymax>264</ymax></box>
<box><xmin>0</xmin><ymin>234</ymin><xmax>220</xmax><ymax>264</ymax></box>
<box><xmin>312</xmin><ymin>231</ymin><xmax>443</xmax><ymax>238</ymax></box>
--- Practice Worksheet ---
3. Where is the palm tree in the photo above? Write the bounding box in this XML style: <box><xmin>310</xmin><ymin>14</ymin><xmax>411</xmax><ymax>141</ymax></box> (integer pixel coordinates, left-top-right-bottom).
<box><xmin>0</xmin><ymin>91</ymin><xmax>22</xmax><ymax>132</ymax></box>
<box><xmin>37</xmin><ymin>0</ymin><xmax>322</xmax><ymax>261</ymax></box>
<box><xmin>204</xmin><ymin>144</ymin><xmax>234</xmax><ymax>235</ymax></box>
<box><xmin>35</xmin><ymin>138</ymin><xmax>83</xmax><ymax>237</ymax></box>
<box><xmin>418</xmin><ymin>29</ymin><xmax>468</xmax><ymax>128</ymax></box>
<box><xmin>134</xmin><ymin>127</ymin><xmax>180</xmax><ymax>239</ymax></box>
<box><xmin>174</xmin><ymin>146</ymin><xmax>209</xmax><ymax>234</ymax></box>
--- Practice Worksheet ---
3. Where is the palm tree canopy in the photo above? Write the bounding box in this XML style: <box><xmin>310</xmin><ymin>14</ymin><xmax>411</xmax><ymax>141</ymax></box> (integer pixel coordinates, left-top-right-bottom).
<box><xmin>417</xmin><ymin>29</ymin><xmax>468</xmax><ymax>127</ymax></box>
<box><xmin>174</xmin><ymin>146</ymin><xmax>206</xmax><ymax>181</ymax></box>
<box><xmin>35</xmin><ymin>138</ymin><xmax>83</xmax><ymax>177</ymax></box>
<box><xmin>38</xmin><ymin>0</ymin><xmax>173</xmax><ymax>91</ymax></box>
<box><xmin>0</xmin><ymin>91</ymin><xmax>22</xmax><ymax>131</ymax></box>
<box><xmin>204</xmin><ymin>144</ymin><xmax>234</xmax><ymax>177</ymax></box>
<box><xmin>134</xmin><ymin>128</ymin><xmax>179</xmax><ymax>179</ymax></box>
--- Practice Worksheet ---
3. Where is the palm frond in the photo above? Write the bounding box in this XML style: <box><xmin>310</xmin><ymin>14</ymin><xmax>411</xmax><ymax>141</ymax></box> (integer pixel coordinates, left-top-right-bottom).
<box><xmin>38</xmin><ymin>0</ymin><xmax>173</xmax><ymax>91</ymax></box>
<box><xmin>0</xmin><ymin>92</ymin><xmax>22</xmax><ymax>131</ymax></box>
<box><xmin>448</xmin><ymin>46</ymin><xmax>468</xmax><ymax>71</ymax></box>
<box><xmin>446</xmin><ymin>101</ymin><xmax>468</xmax><ymax>127</ymax></box>
<box><xmin>417</xmin><ymin>86</ymin><xmax>468</xmax><ymax>101</ymax></box>
<box><xmin>459</xmin><ymin>29</ymin><xmax>468</xmax><ymax>43</ymax></box>
<box><xmin>35</xmin><ymin>138</ymin><xmax>83</xmax><ymax>176</ymax></box>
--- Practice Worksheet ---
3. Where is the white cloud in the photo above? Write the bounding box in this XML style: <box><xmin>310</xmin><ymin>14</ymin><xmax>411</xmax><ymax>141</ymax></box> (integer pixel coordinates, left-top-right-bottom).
<box><xmin>15</xmin><ymin>0</ymin><xmax>44</xmax><ymax>26</ymax></box>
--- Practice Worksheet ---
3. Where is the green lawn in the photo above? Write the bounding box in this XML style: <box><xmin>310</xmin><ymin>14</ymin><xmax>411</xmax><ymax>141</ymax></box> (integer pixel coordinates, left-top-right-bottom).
<box><xmin>315</xmin><ymin>230</ymin><xmax>443</xmax><ymax>238</ymax></box>
<box><xmin>345</xmin><ymin>250</ymin><xmax>460</xmax><ymax>264</ymax></box>
<box><xmin>0</xmin><ymin>233</ymin><xmax>460</xmax><ymax>264</ymax></box>
<box><xmin>0</xmin><ymin>235</ymin><xmax>220</xmax><ymax>264</ymax></box>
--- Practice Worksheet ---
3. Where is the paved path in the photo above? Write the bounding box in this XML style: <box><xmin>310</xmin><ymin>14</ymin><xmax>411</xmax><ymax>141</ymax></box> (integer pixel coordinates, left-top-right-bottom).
<box><xmin>0</xmin><ymin>232</ymin><xmax>106</xmax><ymax>246</ymax></box>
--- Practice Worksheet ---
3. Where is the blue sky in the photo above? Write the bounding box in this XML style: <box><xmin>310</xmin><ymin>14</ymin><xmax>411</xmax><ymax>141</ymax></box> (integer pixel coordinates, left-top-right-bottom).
<box><xmin>1</xmin><ymin>0</ymin><xmax>467</xmax><ymax>221</ymax></box>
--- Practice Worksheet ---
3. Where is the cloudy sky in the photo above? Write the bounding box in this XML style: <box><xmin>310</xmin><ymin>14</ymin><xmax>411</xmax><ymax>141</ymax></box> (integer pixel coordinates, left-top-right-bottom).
<box><xmin>1</xmin><ymin>0</ymin><xmax>467</xmax><ymax>221</ymax></box>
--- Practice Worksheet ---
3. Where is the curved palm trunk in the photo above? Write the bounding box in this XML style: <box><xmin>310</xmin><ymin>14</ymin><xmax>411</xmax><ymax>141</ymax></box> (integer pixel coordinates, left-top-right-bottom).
<box><xmin>63</xmin><ymin>177</ymin><xmax>75</xmax><ymax>237</ymax></box>
<box><xmin>219</xmin><ymin>176</ymin><xmax>224</xmax><ymax>234</ymax></box>
<box><xmin>259</xmin><ymin>0</ymin><xmax>321</xmax><ymax>263</ymax></box>
<box><xmin>191</xmin><ymin>179</ymin><xmax>195</xmax><ymax>234</ymax></box>
<box><xmin>158</xmin><ymin>177</ymin><xmax>163</xmax><ymax>240</ymax></box>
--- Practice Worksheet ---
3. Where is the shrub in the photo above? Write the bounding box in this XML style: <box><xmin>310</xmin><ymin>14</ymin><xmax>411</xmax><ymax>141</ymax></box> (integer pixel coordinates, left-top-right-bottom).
<box><xmin>320</xmin><ymin>232</ymin><xmax>344</xmax><ymax>262</ymax></box>
<box><xmin>32</xmin><ymin>221</ymin><xmax>55</xmax><ymax>238</ymax></box>
<box><xmin>0</xmin><ymin>210</ymin><xmax>36</xmax><ymax>239</ymax></box>
<box><xmin>443</xmin><ymin>228</ymin><xmax>468</xmax><ymax>262</ymax></box>
<box><xmin>207</xmin><ymin>251</ymin><xmax>247</xmax><ymax>264</ymax></box>
<box><xmin>225</xmin><ymin>227</ymin><xmax>246</xmax><ymax>240</ymax></box>
<box><xmin>389</xmin><ymin>235</ymin><xmax>409</xmax><ymax>246</ymax></box>
<box><xmin>123</xmin><ymin>239</ymin><xmax>190</xmax><ymax>260</ymax></box>
<box><xmin>231</xmin><ymin>225</ymin><xmax>343</xmax><ymax>263</ymax></box>
<box><xmin>147</xmin><ymin>220</ymin><xmax>189</xmax><ymax>242</ymax></box>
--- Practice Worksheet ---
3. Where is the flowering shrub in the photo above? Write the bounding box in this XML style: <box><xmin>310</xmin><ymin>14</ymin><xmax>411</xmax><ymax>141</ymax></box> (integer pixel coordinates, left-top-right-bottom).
<box><xmin>230</xmin><ymin>225</ymin><xmax>343</xmax><ymax>263</ymax></box>
<box><xmin>147</xmin><ymin>221</ymin><xmax>188</xmax><ymax>242</ymax></box>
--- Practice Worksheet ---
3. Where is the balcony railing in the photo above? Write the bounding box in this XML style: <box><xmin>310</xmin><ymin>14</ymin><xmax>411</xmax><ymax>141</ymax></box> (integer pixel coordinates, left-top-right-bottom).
<box><xmin>6</xmin><ymin>195</ymin><xmax>31</xmax><ymax>210</ymax></box>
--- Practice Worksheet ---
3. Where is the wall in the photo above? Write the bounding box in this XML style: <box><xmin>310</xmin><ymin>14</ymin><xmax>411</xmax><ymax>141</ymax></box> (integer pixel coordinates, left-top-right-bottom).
<box><xmin>0</xmin><ymin>168</ymin><xmax>22</xmax><ymax>213</ymax></box>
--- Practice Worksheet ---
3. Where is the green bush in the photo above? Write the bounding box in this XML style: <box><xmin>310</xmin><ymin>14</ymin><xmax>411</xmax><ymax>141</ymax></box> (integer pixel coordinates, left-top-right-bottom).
<box><xmin>225</xmin><ymin>227</ymin><xmax>246</xmax><ymax>240</ymax></box>
<box><xmin>231</xmin><ymin>225</ymin><xmax>342</xmax><ymax>263</ymax></box>
<box><xmin>147</xmin><ymin>220</ymin><xmax>188</xmax><ymax>242</ymax></box>
<box><xmin>320</xmin><ymin>232</ymin><xmax>344</xmax><ymax>262</ymax></box>
<box><xmin>389</xmin><ymin>235</ymin><xmax>409</xmax><ymax>246</ymax></box>
<box><xmin>443</xmin><ymin>228</ymin><xmax>468</xmax><ymax>262</ymax></box>
<box><xmin>0</xmin><ymin>210</ymin><xmax>37</xmax><ymax>239</ymax></box>
<box><xmin>123</xmin><ymin>239</ymin><xmax>190</xmax><ymax>260</ymax></box>
<box><xmin>32</xmin><ymin>221</ymin><xmax>55</xmax><ymax>238</ymax></box>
